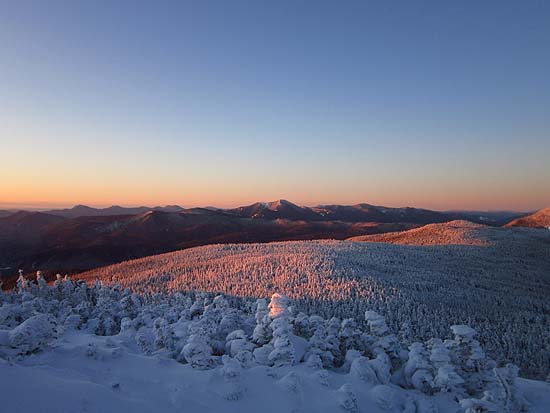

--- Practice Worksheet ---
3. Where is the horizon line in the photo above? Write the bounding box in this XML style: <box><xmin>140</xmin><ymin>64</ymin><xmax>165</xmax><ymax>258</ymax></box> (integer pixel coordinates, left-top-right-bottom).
<box><xmin>0</xmin><ymin>199</ymin><xmax>537</xmax><ymax>214</ymax></box>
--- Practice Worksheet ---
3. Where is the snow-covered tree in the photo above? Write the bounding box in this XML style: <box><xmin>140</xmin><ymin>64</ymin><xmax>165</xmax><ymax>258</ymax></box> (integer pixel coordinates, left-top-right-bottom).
<box><xmin>268</xmin><ymin>335</ymin><xmax>295</xmax><ymax>367</ymax></box>
<box><xmin>225</xmin><ymin>329</ymin><xmax>253</xmax><ymax>367</ymax></box>
<box><xmin>429</xmin><ymin>338</ymin><xmax>464</xmax><ymax>396</ymax></box>
<box><xmin>306</xmin><ymin>321</ymin><xmax>335</xmax><ymax>368</ymax></box>
<box><xmin>268</xmin><ymin>314</ymin><xmax>295</xmax><ymax>367</ymax></box>
<box><xmin>269</xmin><ymin>293</ymin><xmax>290</xmax><ymax>319</ymax></box>
<box><xmin>36</xmin><ymin>271</ymin><xmax>47</xmax><ymax>291</ymax></box>
<box><xmin>404</xmin><ymin>342</ymin><xmax>434</xmax><ymax>394</ymax></box>
<box><xmin>16</xmin><ymin>272</ymin><xmax>27</xmax><ymax>294</ymax></box>
<box><xmin>9</xmin><ymin>313</ymin><xmax>56</xmax><ymax>354</ymax></box>
<box><xmin>349</xmin><ymin>356</ymin><xmax>379</xmax><ymax>384</ymax></box>
<box><xmin>448</xmin><ymin>325</ymin><xmax>496</xmax><ymax>397</ymax></box>
<box><xmin>182</xmin><ymin>334</ymin><xmax>215</xmax><ymax>369</ymax></box>
<box><xmin>365</xmin><ymin>310</ymin><xmax>403</xmax><ymax>372</ymax></box>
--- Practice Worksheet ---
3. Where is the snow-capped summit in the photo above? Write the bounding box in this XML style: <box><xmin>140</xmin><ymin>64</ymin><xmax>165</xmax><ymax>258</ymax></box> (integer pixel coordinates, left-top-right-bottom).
<box><xmin>265</xmin><ymin>199</ymin><xmax>298</xmax><ymax>211</ymax></box>
<box><xmin>228</xmin><ymin>199</ymin><xmax>318</xmax><ymax>221</ymax></box>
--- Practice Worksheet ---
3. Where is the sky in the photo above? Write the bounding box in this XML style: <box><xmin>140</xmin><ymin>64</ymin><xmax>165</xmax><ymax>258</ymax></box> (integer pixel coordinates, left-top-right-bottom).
<box><xmin>1</xmin><ymin>1</ymin><xmax>549</xmax><ymax>211</ymax></box>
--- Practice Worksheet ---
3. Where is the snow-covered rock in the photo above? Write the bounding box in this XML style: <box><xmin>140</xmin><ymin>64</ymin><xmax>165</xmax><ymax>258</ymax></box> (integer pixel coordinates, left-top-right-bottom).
<box><xmin>8</xmin><ymin>314</ymin><xmax>55</xmax><ymax>353</ymax></box>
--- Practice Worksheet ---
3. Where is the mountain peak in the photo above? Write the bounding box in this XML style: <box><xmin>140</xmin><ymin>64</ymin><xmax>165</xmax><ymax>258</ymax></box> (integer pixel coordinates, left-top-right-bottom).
<box><xmin>72</xmin><ymin>204</ymin><xmax>94</xmax><ymax>210</ymax></box>
<box><xmin>266</xmin><ymin>199</ymin><xmax>298</xmax><ymax>210</ymax></box>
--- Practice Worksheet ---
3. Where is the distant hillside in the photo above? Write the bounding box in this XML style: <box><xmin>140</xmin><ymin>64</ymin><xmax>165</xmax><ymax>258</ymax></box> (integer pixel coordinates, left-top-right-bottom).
<box><xmin>505</xmin><ymin>208</ymin><xmax>550</xmax><ymax>229</ymax></box>
<box><xmin>0</xmin><ymin>211</ymin><xmax>66</xmax><ymax>242</ymax></box>
<box><xmin>348</xmin><ymin>220</ymin><xmax>491</xmax><ymax>246</ymax></box>
<box><xmin>444</xmin><ymin>210</ymin><xmax>529</xmax><ymax>226</ymax></box>
<box><xmin>314</xmin><ymin>203</ymin><xmax>453</xmax><ymax>224</ymax></box>
<box><xmin>0</xmin><ymin>210</ymin><xmax>14</xmax><ymax>218</ymax></box>
<box><xmin>45</xmin><ymin>204</ymin><xmax>185</xmax><ymax>219</ymax></box>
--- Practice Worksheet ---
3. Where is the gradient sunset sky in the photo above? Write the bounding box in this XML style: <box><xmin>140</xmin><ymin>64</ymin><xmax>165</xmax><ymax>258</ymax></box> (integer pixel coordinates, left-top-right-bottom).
<box><xmin>1</xmin><ymin>1</ymin><xmax>549</xmax><ymax>211</ymax></box>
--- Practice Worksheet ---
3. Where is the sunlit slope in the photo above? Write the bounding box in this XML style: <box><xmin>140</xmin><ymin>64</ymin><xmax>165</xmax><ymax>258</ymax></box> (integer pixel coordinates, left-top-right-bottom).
<box><xmin>505</xmin><ymin>208</ymin><xmax>550</xmax><ymax>229</ymax></box>
<box><xmin>348</xmin><ymin>220</ymin><xmax>494</xmax><ymax>245</ymax></box>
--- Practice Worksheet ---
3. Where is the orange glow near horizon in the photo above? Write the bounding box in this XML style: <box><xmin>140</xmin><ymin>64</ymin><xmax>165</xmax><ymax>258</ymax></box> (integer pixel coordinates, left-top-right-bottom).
<box><xmin>1</xmin><ymin>181</ymin><xmax>547</xmax><ymax>212</ymax></box>
<box><xmin>2</xmin><ymin>116</ymin><xmax>547</xmax><ymax>213</ymax></box>
<box><xmin>1</xmin><ymin>133</ymin><xmax>548</xmax><ymax>212</ymax></box>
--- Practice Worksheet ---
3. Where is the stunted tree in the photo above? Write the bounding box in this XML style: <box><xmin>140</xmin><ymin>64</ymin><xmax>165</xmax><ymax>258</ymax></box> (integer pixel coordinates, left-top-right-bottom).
<box><xmin>182</xmin><ymin>334</ymin><xmax>215</xmax><ymax>369</ymax></box>
<box><xmin>448</xmin><ymin>325</ymin><xmax>496</xmax><ymax>397</ymax></box>
<box><xmin>404</xmin><ymin>342</ymin><xmax>434</xmax><ymax>394</ymax></box>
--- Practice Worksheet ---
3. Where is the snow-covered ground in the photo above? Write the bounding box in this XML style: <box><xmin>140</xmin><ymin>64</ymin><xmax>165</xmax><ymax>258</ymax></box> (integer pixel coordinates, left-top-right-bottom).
<box><xmin>0</xmin><ymin>336</ymin><xmax>459</xmax><ymax>413</ymax></box>
<box><xmin>1</xmin><ymin>277</ymin><xmax>549</xmax><ymax>412</ymax></box>
<box><xmin>3</xmin><ymin>334</ymin><xmax>548</xmax><ymax>413</ymax></box>
<box><xmin>78</xmin><ymin>232</ymin><xmax>550</xmax><ymax>379</ymax></box>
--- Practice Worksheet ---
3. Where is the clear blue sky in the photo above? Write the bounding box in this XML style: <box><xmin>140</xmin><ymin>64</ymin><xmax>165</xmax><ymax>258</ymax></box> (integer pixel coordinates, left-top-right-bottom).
<box><xmin>1</xmin><ymin>0</ymin><xmax>549</xmax><ymax>210</ymax></box>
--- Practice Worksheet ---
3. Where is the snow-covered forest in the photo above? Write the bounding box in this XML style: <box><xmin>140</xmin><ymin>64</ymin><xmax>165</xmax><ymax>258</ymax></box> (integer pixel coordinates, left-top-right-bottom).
<box><xmin>2</xmin><ymin>275</ymin><xmax>548</xmax><ymax>413</ymax></box>
<box><xmin>79</xmin><ymin>237</ymin><xmax>550</xmax><ymax>380</ymax></box>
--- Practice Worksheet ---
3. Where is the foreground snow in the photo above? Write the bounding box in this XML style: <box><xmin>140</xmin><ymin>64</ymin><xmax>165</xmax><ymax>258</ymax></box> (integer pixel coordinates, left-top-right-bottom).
<box><xmin>2</xmin><ymin>341</ymin><xmax>549</xmax><ymax>413</ymax></box>
<box><xmin>0</xmin><ymin>335</ymin><xmax>459</xmax><ymax>413</ymax></box>
<box><xmin>1</xmin><ymin>276</ymin><xmax>549</xmax><ymax>412</ymax></box>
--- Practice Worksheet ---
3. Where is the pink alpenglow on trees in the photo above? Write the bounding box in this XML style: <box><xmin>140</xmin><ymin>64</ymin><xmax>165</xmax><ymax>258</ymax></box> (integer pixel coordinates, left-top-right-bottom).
<box><xmin>268</xmin><ymin>293</ymin><xmax>290</xmax><ymax>319</ymax></box>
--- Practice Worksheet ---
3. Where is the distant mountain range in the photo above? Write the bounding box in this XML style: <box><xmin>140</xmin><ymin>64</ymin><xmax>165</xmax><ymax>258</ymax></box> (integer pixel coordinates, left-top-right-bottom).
<box><xmin>0</xmin><ymin>210</ymin><xmax>14</xmax><ymax>218</ymax></box>
<box><xmin>227</xmin><ymin>200</ymin><xmax>455</xmax><ymax>224</ymax></box>
<box><xmin>1</xmin><ymin>199</ymin><xmax>528</xmax><ymax>224</ymax></box>
<box><xmin>0</xmin><ymin>199</ymin><xmax>534</xmax><ymax>277</ymax></box>
<box><xmin>44</xmin><ymin>204</ymin><xmax>185</xmax><ymax>219</ymax></box>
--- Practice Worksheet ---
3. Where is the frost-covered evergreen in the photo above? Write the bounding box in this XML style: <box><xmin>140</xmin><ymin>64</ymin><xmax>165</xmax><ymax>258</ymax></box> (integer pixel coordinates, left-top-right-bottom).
<box><xmin>182</xmin><ymin>334</ymin><xmax>214</xmax><ymax>369</ymax></box>
<box><xmin>0</xmin><ymin>277</ymin><xmax>532</xmax><ymax>412</ymax></box>
<box><xmin>349</xmin><ymin>356</ymin><xmax>379</xmax><ymax>384</ymax></box>
<box><xmin>252</xmin><ymin>315</ymin><xmax>271</xmax><ymax>346</ymax></box>
<box><xmin>429</xmin><ymin>338</ymin><xmax>465</xmax><ymax>396</ymax></box>
<box><xmin>448</xmin><ymin>325</ymin><xmax>496</xmax><ymax>397</ymax></box>
<box><xmin>78</xmin><ymin>239</ymin><xmax>550</xmax><ymax>379</ymax></box>
<box><xmin>305</xmin><ymin>319</ymin><xmax>335</xmax><ymax>368</ymax></box>
<box><xmin>8</xmin><ymin>313</ymin><xmax>56</xmax><ymax>354</ymax></box>
<box><xmin>404</xmin><ymin>342</ymin><xmax>434</xmax><ymax>393</ymax></box>
<box><xmin>268</xmin><ymin>294</ymin><xmax>296</xmax><ymax>367</ymax></box>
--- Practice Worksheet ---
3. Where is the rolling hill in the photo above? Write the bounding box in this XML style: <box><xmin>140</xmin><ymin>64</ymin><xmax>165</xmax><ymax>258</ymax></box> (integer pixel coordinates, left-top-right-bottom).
<box><xmin>505</xmin><ymin>208</ymin><xmax>550</xmax><ymax>229</ymax></box>
<box><xmin>347</xmin><ymin>220</ymin><xmax>491</xmax><ymax>245</ymax></box>
<box><xmin>78</xmin><ymin>224</ymin><xmax>550</xmax><ymax>378</ymax></box>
